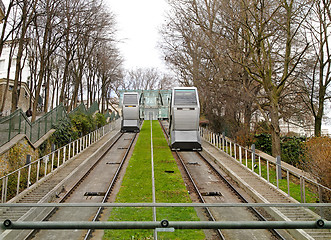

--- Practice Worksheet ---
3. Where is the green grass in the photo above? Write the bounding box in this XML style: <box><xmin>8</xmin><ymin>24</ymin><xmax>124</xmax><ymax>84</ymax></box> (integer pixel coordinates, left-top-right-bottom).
<box><xmin>103</xmin><ymin>121</ymin><xmax>205</xmax><ymax>240</ymax></box>
<box><xmin>227</xmin><ymin>150</ymin><xmax>318</xmax><ymax>203</ymax></box>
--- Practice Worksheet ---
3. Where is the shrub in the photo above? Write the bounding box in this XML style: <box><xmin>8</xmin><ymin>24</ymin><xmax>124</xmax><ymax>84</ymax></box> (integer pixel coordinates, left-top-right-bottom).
<box><xmin>301</xmin><ymin>136</ymin><xmax>331</xmax><ymax>201</ymax></box>
<box><xmin>51</xmin><ymin>118</ymin><xmax>79</xmax><ymax>148</ymax></box>
<box><xmin>234</xmin><ymin>127</ymin><xmax>255</xmax><ymax>148</ymax></box>
<box><xmin>70</xmin><ymin>112</ymin><xmax>95</xmax><ymax>135</ymax></box>
<box><xmin>253</xmin><ymin>134</ymin><xmax>306</xmax><ymax>167</ymax></box>
<box><xmin>94</xmin><ymin>112</ymin><xmax>106</xmax><ymax>128</ymax></box>
<box><xmin>281</xmin><ymin>136</ymin><xmax>306</xmax><ymax>167</ymax></box>
<box><xmin>254</xmin><ymin>133</ymin><xmax>272</xmax><ymax>155</ymax></box>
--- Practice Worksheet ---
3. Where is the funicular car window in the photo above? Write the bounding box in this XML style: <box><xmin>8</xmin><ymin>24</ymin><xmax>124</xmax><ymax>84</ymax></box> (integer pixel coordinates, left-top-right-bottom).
<box><xmin>174</xmin><ymin>89</ymin><xmax>197</xmax><ymax>105</ymax></box>
<box><xmin>123</xmin><ymin>94</ymin><xmax>138</xmax><ymax>105</ymax></box>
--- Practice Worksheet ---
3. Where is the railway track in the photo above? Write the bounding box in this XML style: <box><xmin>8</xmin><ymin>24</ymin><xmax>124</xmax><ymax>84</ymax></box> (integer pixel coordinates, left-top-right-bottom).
<box><xmin>0</xmin><ymin>128</ymin><xmax>137</xmax><ymax>240</ymax></box>
<box><xmin>202</xmin><ymin>141</ymin><xmax>331</xmax><ymax>240</ymax></box>
<box><xmin>28</xmin><ymin>132</ymin><xmax>137</xmax><ymax>240</ymax></box>
<box><xmin>161</xmin><ymin>117</ymin><xmax>331</xmax><ymax>239</ymax></box>
<box><xmin>159</xmin><ymin>120</ymin><xmax>287</xmax><ymax>240</ymax></box>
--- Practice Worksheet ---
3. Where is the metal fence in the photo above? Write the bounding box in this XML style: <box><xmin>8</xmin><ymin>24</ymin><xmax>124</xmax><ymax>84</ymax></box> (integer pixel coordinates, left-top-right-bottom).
<box><xmin>68</xmin><ymin>103</ymin><xmax>87</xmax><ymax>117</ymax></box>
<box><xmin>0</xmin><ymin>121</ymin><xmax>116</xmax><ymax>203</ymax></box>
<box><xmin>200</xmin><ymin>128</ymin><xmax>331</xmax><ymax>204</ymax></box>
<box><xmin>0</xmin><ymin>102</ymin><xmax>104</xmax><ymax>148</ymax></box>
<box><xmin>86</xmin><ymin>102</ymin><xmax>99</xmax><ymax>116</ymax></box>
<box><xmin>0</xmin><ymin>104</ymin><xmax>68</xmax><ymax>148</ymax></box>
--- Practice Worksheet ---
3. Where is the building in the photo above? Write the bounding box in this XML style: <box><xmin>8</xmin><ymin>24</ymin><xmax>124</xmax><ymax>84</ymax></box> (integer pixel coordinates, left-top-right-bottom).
<box><xmin>0</xmin><ymin>79</ymin><xmax>33</xmax><ymax>115</ymax></box>
<box><xmin>0</xmin><ymin>0</ymin><xmax>5</xmax><ymax>23</ymax></box>
<box><xmin>0</xmin><ymin>41</ymin><xmax>32</xmax><ymax>116</ymax></box>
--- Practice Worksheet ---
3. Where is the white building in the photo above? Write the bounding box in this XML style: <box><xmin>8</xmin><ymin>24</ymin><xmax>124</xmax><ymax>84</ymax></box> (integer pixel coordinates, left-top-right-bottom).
<box><xmin>0</xmin><ymin>41</ymin><xmax>30</xmax><ymax>84</ymax></box>
<box><xmin>0</xmin><ymin>41</ymin><xmax>32</xmax><ymax>115</ymax></box>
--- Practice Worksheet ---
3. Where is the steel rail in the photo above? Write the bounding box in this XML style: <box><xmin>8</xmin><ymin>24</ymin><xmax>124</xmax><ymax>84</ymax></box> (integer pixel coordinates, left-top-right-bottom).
<box><xmin>24</xmin><ymin>132</ymin><xmax>124</xmax><ymax>240</ymax></box>
<box><xmin>196</xmin><ymin>151</ymin><xmax>286</xmax><ymax>240</ymax></box>
<box><xmin>158</xmin><ymin>120</ymin><xmax>225</xmax><ymax>239</ymax></box>
<box><xmin>160</xmin><ymin>119</ymin><xmax>285</xmax><ymax>239</ymax></box>
<box><xmin>83</xmin><ymin>132</ymin><xmax>137</xmax><ymax>240</ymax></box>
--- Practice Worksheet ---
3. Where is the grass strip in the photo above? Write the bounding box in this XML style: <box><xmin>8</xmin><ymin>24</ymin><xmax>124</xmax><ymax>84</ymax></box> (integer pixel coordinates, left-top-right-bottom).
<box><xmin>152</xmin><ymin>120</ymin><xmax>205</xmax><ymax>239</ymax></box>
<box><xmin>104</xmin><ymin>121</ymin><xmax>205</xmax><ymax>239</ymax></box>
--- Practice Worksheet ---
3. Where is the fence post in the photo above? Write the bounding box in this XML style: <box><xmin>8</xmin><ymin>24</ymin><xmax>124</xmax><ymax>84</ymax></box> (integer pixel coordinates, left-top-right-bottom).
<box><xmin>68</xmin><ymin>142</ymin><xmax>71</xmax><ymax>160</ymax></box>
<box><xmin>276</xmin><ymin>155</ymin><xmax>282</xmax><ymax>179</ymax></box>
<box><xmin>3</xmin><ymin>177</ymin><xmax>8</xmax><ymax>202</ymax></box>
<box><xmin>239</xmin><ymin>146</ymin><xmax>242</xmax><ymax>163</ymax></box>
<box><xmin>63</xmin><ymin>146</ymin><xmax>66</xmax><ymax>163</ymax></box>
<box><xmin>267</xmin><ymin>161</ymin><xmax>270</xmax><ymax>182</ymax></box>
<box><xmin>37</xmin><ymin>160</ymin><xmax>40</xmax><ymax>182</ymax></box>
<box><xmin>258</xmin><ymin>156</ymin><xmax>261</xmax><ymax>176</ymax></box>
<box><xmin>17</xmin><ymin>170</ymin><xmax>21</xmax><ymax>195</ymax></box>
<box><xmin>44</xmin><ymin>155</ymin><xmax>49</xmax><ymax>177</ymax></box>
<box><xmin>245</xmin><ymin>149</ymin><xmax>248</xmax><ymax>167</ymax></box>
<box><xmin>57</xmin><ymin>150</ymin><xmax>60</xmax><ymax>167</ymax></box>
<box><xmin>45</xmin><ymin>113</ymin><xmax>47</xmax><ymax>134</ymax></box>
<box><xmin>27</xmin><ymin>164</ymin><xmax>31</xmax><ymax>187</ymax></box>
<box><xmin>287</xmin><ymin>170</ymin><xmax>290</xmax><ymax>197</ymax></box>
<box><xmin>303</xmin><ymin>178</ymin><xmax>306</xmax><ymax>203</ymax></box>
<box><xmin>51</xmin><ymin>152</ymin><xmax>55</xmax><ymax>172</ymax></box>
<box><xmin>38</xmin><ymin>120</ymin><xmax>41</xmax><ymax>140</ymax></box>
<box><xmin>2</xmin><ymin>177</ymin><xmax>5</xmax><ymax>203</ymax></box>
<box><xmin>318</xmin><ymin>185</ymin><xmax>323</xmax><ymax>217</ymax></box>
<box><xmin>300</xmin><ymin>177</ymin><xmax>303</xmax><ymax>203</ymax></box>
<box><xmin>251</xmin><ymin>144</ymin><xmax>255</xmax><ymax>171</ymax></box>
<box><xmin>8</xmin><ymin>114</ymin><xmax>12</xmax><ymax>141</ymax></box>
<box><xmin>19</xmin><ymin>112</ymin><xmax>21</xmax><ymax>134</ymax></box>
<box><xmin>72</xmin><ymin>141</ymin><xmax>75</xmax><ymax>157</ymax></box>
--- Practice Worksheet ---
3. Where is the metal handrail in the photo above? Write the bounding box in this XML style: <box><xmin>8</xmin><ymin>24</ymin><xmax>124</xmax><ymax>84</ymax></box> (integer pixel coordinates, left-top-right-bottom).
<box><xmin>2</xmin><ymin>219</ymin><xmax>330</xmax><ymax>230</ymax></box>
<box><xmin>199</xmin><ymin>127</ymin><xmax>331</xmax><ymax>203</ymax></box>
<box><xmin>0</xmin><ymin>121</ymin><xmax>115</xmax><ymax>203</ymax></box>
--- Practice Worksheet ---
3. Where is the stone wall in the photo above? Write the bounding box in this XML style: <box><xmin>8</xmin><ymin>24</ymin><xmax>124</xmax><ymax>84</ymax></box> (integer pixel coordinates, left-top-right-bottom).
<box><xmin>0</xmin><ymin>79</ymin><xmax>32</xmax><ymax>114</ymax></box>
<box><xmin>0</xmin><ymin>138</ymin><xmax>39</xmax><ymax>177</ymax></box>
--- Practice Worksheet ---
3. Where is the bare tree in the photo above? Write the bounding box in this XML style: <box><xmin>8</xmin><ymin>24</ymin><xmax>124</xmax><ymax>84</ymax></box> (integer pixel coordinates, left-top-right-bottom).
<box><xmin>161</xmin><ymin>0</ymin><xmax>313</xmax><ymax>156</ymax></box>
<box><xmin>11</xmin><ymin>0</ymin><xmax>38</xmax><ymax>113</ymax></box>
<box><xmin>123</xmin><ymin>68</ymin><xmax>173</xmax><ymax>90</ymax></box>
<box><xmin>303</xmin><ymin>0</ymin><xmax>331</xmax><ymax>136</ymax></box>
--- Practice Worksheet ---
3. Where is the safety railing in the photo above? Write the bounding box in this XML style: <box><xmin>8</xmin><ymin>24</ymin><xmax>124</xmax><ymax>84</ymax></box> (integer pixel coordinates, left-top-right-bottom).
<box><xmin>86</xmin><ymin>101</ymin><xmax>99</xmax><ymax>116</ymax></box>
<box><xmin>0</xmin><ymin>104</ymin><xmax>68</xmax><ymax>148</ymax></box>
<box><xmin>200</xmin><ymin>128</ymin><xmax>331</xmax><ymax>204</ymax></box>
<box><xmin>68</xmin><ymin>103</ymin><xmax>87</xmax><ymax>116</ymax></box>
<box><xmin>0</xmin><ymin>102</ymin><xmax>107</xmax><ymax>148</ymax></box>
<box><xmin>0</xmin><ymin>121</ymin><xmax>116</xmax><ymax>203</ymax></box>
<box><xmin>0</xmin><ymin>203</ymin><xmax>330</xmax><ymax>231</ymax></box>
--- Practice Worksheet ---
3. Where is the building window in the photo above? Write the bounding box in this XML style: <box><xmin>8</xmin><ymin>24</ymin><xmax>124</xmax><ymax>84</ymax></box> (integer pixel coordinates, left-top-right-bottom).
<box><xmin>0</xmin><ymin>59</ymin><xmax>5</xmax><ymax>71</ymax></box>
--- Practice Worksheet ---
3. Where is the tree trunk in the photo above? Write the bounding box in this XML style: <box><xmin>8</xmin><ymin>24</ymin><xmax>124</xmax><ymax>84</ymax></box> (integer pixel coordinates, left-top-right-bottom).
<box><xmin>11</xmin><ymin>0</ymin><xmax>28</xmax><ymax>113</ymax></box>
<box><xmin>0</xmin><ymin>42</ymin><xmax>14</xmax><ymax>112</ymax></box>
<box><xmin>269</xmin><ymin>93</ymin><xmax>282</xmax><ymax>157</ymax></box>
<box><xmin>314</xmin><ymin>85</ymin><xmax>325</xmax><ymax>136</ymax></box>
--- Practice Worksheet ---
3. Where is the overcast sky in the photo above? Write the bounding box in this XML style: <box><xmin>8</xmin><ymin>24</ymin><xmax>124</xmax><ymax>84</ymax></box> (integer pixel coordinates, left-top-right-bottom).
<box><xmin>106</xmin><ymin>0</ymin><xmax>168</xmax><ymax>71</ymax></box>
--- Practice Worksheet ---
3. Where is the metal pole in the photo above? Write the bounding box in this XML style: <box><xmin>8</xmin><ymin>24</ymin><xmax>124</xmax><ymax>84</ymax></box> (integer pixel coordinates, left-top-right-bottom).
<box><xmin>276</xmin><ymin>155</ymin><xmax>282</xmax><ymax>180</ymax></box>
<box><xmin>2</xmin><ymin>220</ymin><xmax>329</xmax><ymax>230</ymax></box>
<box><xmin>251</xmin><ymin>144</ymin><xmax>255</xmax><ymax>171</ymax></box>
<box><xmin>287</xmin><ymin>170</ymin><xmax>290</xmax><ymax>197</ymax></box>
<box><xmin>16</xmin><ymin>170</ymin><xmax>21</xmax><ymax>196</ymax></box>
<box><xmin>239</xmin><ymin>146</ymin><xmax>242</xmax><ymax>163</ymax></box>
